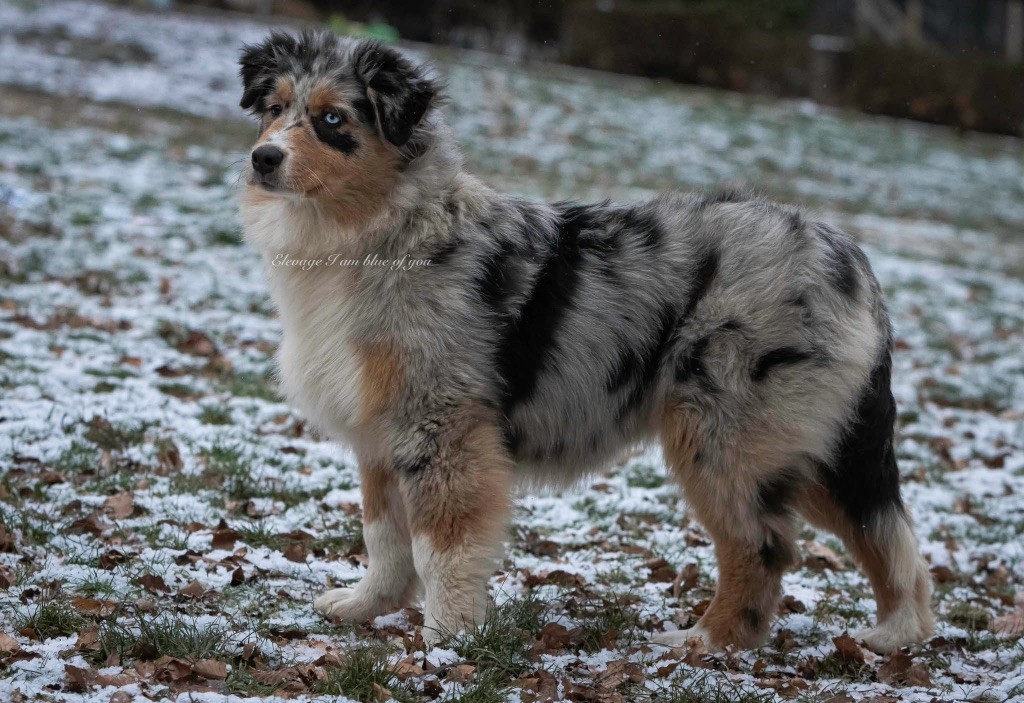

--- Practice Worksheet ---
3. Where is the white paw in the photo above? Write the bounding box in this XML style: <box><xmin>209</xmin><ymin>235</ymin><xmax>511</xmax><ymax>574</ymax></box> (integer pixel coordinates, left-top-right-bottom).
<box><xmin>853</xmin><ymin>625</ymin><xmax>906</xmax><ymax>654</ymax></box>
<box><xmin>313</xmin><ymin>587</ymin><xmax>375</xmax><ymax>622</ymax></box>
<box><xmin>650</xmin><ymin>624</ymin><xmax>712</xmax><ymax>648</ymax></box>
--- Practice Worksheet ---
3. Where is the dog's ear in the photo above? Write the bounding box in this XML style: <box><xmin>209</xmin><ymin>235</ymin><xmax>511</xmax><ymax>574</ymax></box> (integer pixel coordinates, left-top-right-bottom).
<box><xmin>353</xmin><ymin>41</ymin><xmax>437</xmax><ymax>147</ymax></box>
<box><xmin>239</xmin><ymin>32</ymin><xmax>297</xmax><ymax>111</ymax></box>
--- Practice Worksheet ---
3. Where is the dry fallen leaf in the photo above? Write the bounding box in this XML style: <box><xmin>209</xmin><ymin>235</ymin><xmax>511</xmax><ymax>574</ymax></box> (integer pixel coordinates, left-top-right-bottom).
<box><xmin>877</xmin><ymin>652</ymin><xmax>930</xmax><ymax>687</ymax></box>
<box><xmin>103</xmin><ymin>492</ymin><xmax>134</xmax><ymax>520</ymax></box>
<box><xmin>804</xmin><ymin>541</ymin><xmax>844</xmax><ymax>571</ymax></box>
<box><xmin>990</xmin><ymin>591</ymin><xmax>1024</xmax><ymax>637</ymax></box>
<box><xmin>832</xmin><ymin>632</ymin><xmax>865</xmax><ymax>667</ymax></box>
<box><xmin>0</xmin><ymin>632</ymin><xmax>21</xmax><ymax>653</ymax></box>
<box><xmin>177</xmin><ymin>579</ymin><xmax>206</xmax><ymax>599</ymax></box>
<box><xmin>193</xmin><ymin>659</ymin><xmax>228</xmax><ymax>680</ymax></box>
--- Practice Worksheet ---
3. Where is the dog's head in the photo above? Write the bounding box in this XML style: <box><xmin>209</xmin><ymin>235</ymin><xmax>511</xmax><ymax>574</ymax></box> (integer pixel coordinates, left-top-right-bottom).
<box><xmin>239</xmin><ymin>31</ymin><xmax>439</xmax><ymax>226</ymax></box>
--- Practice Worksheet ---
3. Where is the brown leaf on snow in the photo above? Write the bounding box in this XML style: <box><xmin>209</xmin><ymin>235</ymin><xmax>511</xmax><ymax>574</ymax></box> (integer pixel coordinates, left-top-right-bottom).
<box><xmin>446</xmin><ymin>664</ymin><xmax>476</xmax><ymax>684</ymax></box>
<box><xmin>109</xmin><ymin>692</ymin><xmax>134</xmax><ymax>703</ymax></box>
<box><xmin>103</xmin><ymin>492</ymin><xmax>134</xmax><ymax>520</ymax></box>
<box><xmin>153</xmin><ymin>655</ymin><xmax>193</xmax><ymax>682</ymax></box>
<box><xmin>136</xmin><ymin>573</ymin><xmax>169</xmax><ymax>593</ymax></box>
<box><xmin>98</xmin><ymin>549</ymin><xmax>131</xmax><ymax>570</ymax></box>
<box><xmin>211</xmin><ymin>526</ymin><xmax>238</xmax><ymax>551</ymax></box>
<box><xmin>535</xmin><ymin>622</ymin><xmax>575</xmax><ymax>653</ymax></box>
<box><xmin>193</xmin><ymin>659</ymin><xmax>228</xmax><ymax>680</ymax></box>
<box><xmin>74</xmin><ymin>629</ymin><xmax>99</xmax><ymax>652</ymax></box>
<box><xmin>877</xmin><ymin>652</ymin><xmax>930</xmax><ymax>687</ymax></box>
<box><xmin>672</xmin><ymin>563</ymin><xmax>700</xmax><ymax>598</ymax></box>
<box><xmin>524</xmin><ymin>569</ymin><xmax>586</xmax><ymax>589</ymax></box>
<box><xmin>0</xmin><ymin>632</ymin><xmax>21</xmax><ymax>653</ymax></box>
<box><xmin>70</xmin><ymin>597</ymin><xmax>117</xmax><ymax>617</ymax></box>
<box><xmin>64</xmin><ymin>664</ymin><xmax>97</xmax><ymax>692</ymax></box>
<box><xmin>177</xmin><ymin>579</ymin><xmax>206</xmax><ymax>599</ymax></box>
<box><xmin>0</xmin><ymin>567</ymin><xmax>12</xmax><ymax>589</ymax></box>
<box><xmin>645</xmin><ymin>557</ymin><xmax>677</xmax><ymax>583</ymax></box>
<box><xmin>991</xmin><ymin>591</ymin><xmax>1024</xmax><ymax>637</ymax></box>
<box><xmin>283</xmin><ymin>542</ymin><xmax>308</xmax><ymax>563</ymax></box>
<box><xmin>803</xmin><ymin>542</ymin><xmax>845</xmax><ymax>571</ymax></box>
<box><xmin>832</xmin><ymin>632</ymin><xmax>865</xmax><ymax>667</ymax></box>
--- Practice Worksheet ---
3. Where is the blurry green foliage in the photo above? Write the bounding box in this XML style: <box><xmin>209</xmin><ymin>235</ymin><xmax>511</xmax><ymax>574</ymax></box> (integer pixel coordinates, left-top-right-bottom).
<box><xmin>327</xmin><ymin>14</ymin><xmax>400</xmax><ymax>43</ymax></box>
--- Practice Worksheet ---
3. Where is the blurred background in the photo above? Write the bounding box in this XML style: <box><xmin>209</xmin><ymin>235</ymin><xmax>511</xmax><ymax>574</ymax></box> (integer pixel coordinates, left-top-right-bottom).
<box><xmin>135</xmin><ymin>0</ymin><xmax>1024</xmax><ymax>136</ymax></box>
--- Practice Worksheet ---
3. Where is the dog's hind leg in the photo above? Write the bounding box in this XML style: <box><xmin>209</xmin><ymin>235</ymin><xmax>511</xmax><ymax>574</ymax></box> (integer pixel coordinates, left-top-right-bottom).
<box><xmin>799</xmin><ymin>353</ymin><xmax>933</xmax><ymax>653</ymax></box>
<box><xmin>799</xmin><ymin>484</ymin><xmax>933</xmax><ymax>652</ymax></box>
<box><xmin>654</xmin><ymin>405</ymin><xmax>801</xmax><ymax>649</ymax></box>
<box><xmin>399</xmin><ymin>404</ymin><xmax>513</xmax><ymax>644</ymax></box>
<box><xmin>314</xmin><ymin>460</ymin><xmax>417</xmax><ymax>621</ymax></box>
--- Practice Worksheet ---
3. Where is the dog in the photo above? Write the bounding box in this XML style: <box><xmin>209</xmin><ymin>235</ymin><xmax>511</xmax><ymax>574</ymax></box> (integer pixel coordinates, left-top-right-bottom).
<box><xmin>236</xmin><ymin>30</ymin><xmax>934</xmax><ymax>652</ymax></box>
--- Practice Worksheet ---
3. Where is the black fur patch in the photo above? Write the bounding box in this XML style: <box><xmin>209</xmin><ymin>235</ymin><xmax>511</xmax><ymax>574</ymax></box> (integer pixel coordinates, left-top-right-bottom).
<box><xmin>818</xmin><ymin>348</ymin><xmax>904</xmax><ymax>527</ymax></box>
<box><xmin>493</xmin><ymin>203</ymin><xmax>588</xmax><ymax>412</ymax></box>
<box><xmin>682</xmin><ymin>248</ymin><xmax>719</xmax><ymax>319</ymax></box>
<box><xmin>757</xmin><ymin>471</ymin><xmax>801</xmax><ymax>515</ymax></box>
<box><xmin>427</xmin><ymin>237</ymin><xmax>462</xmax><ymax>267</ymax></box>
<box><xmin>741</xmin><ymin>607</ymin><xmax>764</xmax><ymax>632</ymax></box>
<box><xmin>751</xmin><ymin>347</ymin><xmax>813</xmax><ymax>382</ymax></box>
<box><xmin>607</xmin><ymin>303</ymin><xmax>678</xmax><ymax>419</ymax></box>
<box><xmin>239</xmin><ymin>32</ymin><xmax>297</xmax><ymax>111</ymax></box>
<box><xmin>758</xmin><ymin>536</ymin><xmax>795</xmax><ymax>572</ymax></box>
<box><xmin>312</xmin><ymin>117</ymin><xmax>359</xmax><ymax>155</ymax></box>
<box><xmin>674</xmin><ymin>335</ymin><xmax>714</xmax><ymax>391</ymax></box>
<box><xmin>353</xmin><ymin>41</ymin><xmax>436</xmax><ymax>148</ymax></box>
<box><xmin>816</xmin><ymin>223</ymin><xmax>860</xmax><ymax>299</ymax></box>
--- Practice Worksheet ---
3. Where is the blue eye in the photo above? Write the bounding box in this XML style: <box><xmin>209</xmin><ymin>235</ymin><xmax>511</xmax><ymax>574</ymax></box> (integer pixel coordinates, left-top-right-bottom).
<box><xmin>268</xmin><ymin>105</ymin><xmax>282</xmax><ymax>117</ymax></box>
<box><xmin>323</xmin><ymin>111</ymin><xmax>342</xmax><ymax>126</ymax></box>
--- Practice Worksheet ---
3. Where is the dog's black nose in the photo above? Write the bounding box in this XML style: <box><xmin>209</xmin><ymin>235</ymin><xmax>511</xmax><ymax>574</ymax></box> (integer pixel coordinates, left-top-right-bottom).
<box><xmin>251</xmin><ymin>145</ymin><xmax>284</xmax><ymax>175</ymax></box>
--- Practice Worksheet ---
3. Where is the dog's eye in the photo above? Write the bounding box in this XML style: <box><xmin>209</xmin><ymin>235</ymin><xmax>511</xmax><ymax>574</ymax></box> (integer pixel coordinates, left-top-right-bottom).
<box><xmin>268</xmin><ymin>105</ymin><xmax>283</xmax><ymax>118</ymax></box>
<box><xmin>323</xmin><ymin>111</ymin><xmax>342</xmax><ymax>126</ymax></box>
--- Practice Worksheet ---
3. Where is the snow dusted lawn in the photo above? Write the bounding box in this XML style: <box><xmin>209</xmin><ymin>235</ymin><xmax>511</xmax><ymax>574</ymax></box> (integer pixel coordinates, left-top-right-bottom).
<box><xmin>1</xmin><ymin>2</ymin><xmax>1023</xmax><ymax>701</ymax></box>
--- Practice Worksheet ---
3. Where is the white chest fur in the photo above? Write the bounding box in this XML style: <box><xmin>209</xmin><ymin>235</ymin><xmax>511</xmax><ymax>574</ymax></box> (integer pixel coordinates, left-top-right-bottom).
<box><xmin>243</xmin><ymin>198</ymin><xmax>367</xmax><ymax>440</ymax></box>
<box><xmin>269</xmin><ymin>264</ymin><xmax>365</xmax><ymax>439</ymax></box>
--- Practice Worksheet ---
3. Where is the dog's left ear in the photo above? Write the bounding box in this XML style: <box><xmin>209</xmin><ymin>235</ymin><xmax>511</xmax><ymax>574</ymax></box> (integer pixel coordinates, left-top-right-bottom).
<box><xmin>353</xmin><ymin>41</ymin><xmax>437</xmax><ymax>148</ymax></box>
<box><xmin>239</xmin><ymin>32</ymin><xmax>297</xmax><ymax>111</ymax></box>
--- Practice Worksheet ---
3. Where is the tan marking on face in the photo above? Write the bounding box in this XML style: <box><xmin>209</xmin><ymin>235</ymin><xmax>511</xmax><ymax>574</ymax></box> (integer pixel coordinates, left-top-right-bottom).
<box><xmin>274</xmin><ymin>78</ymin><xmax>294</xmax><ymax>107</ymax></box>
<box><xmin>356</xmin><ymin>339</ymin><xmax>404</xmax><ymax>426</ymax></box>
<box><xmin>286</xmin><ymin>119</ymin><xmax>401</xmax><ymax>229</ymax></box>
<box><xmin>309</xmin><ymin>84</ymin><xmax>343</xmax><ymax>115</ymax></box>
<box><xmin>403</xmin><ymin>404</ymin><xmax>512</xmax><ymax>553</ymax></box>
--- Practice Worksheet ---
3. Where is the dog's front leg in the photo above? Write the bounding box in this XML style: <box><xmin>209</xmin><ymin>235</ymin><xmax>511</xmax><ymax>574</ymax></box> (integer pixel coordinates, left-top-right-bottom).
<box><xmin>314</xmin><ymin>461</ymin><xmax>417</xmax><ymax>621</ymax></box>
<box><xmin>398</xmin><ymin>405</ymin><xmax>513</xmax><ymax>644</ymax></box>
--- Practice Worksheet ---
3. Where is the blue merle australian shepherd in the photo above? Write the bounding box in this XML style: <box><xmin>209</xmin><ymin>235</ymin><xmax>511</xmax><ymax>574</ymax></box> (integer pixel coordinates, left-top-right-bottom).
<box><xmin>237</xmin><ymin>30</ymin><xmax>934</xmax><ymax>652</ymax></box>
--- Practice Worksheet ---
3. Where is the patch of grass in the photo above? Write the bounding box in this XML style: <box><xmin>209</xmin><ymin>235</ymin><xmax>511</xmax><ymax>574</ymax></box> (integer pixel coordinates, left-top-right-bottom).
<box><xmin>625</xmin><ymin>463</ymin><xmax>664</xmax><ymax>489</ymax></box>
<box><xmin>573</xmin><ymin>592</ymin><xmax>643</xmax><ymax>652</ymax></box>
<box><xmin>310</xmin><ymin>641</ymin><xmax>416</xmax><ymax>703</ymax></box>
<box><xmin>198</xmin><ymin>404</ymin><xmax>233</xmax><ymax>425</ymax></box>
<box><xmin>219</xmin><ymin>369</ymin><xmax>278</xmax><ymax>401</ymax></box>
<box><xmin>443</xmin><ymin>595</ymin><xmax>545</xmax><ymax>680</ymax></box>
<box><xmin>657</xmin><ymin>671</ymin><xmax>776</xmax><ymax>703</ymax></box>
<box><xmin>83</xmin><ymin>416</ymin><xmax>151</xmax><ymax>452</ymax></box>
<box><xmin>443</xmin><ymin>667</ymin><xmax>511</xmax><ymax>703</ymax></box>
<box><xmin>208</xmin><ymin>226</ymin><xmax>242</xmax><ymax>246</ymax></box>
<box><xmin>226</xmin><ymin>663</ymin><xmax>285</xmax><ymax>697</ymax></box>
<box><xmin>52</xmin><ymin>440</ymin><xmax>101</xmax><ymax>474</ymax></box>
<box><xmin>20</xmin><ymin>589</ymin><xmax>88</xmax><ymax>640</ymax></box>
<box><xmin>945</xmin><ymin>602</ymin><xmax>990</xmax><ymax>630</ymax></box>
<box><xmin>98</xmin><ymin>612</ymin><xmax>233</xmax><ymax>663</ymax></box>
<box><xmin>158</xmin><ymin>382</ymin><xmax>204</xmax><ymax>399</ymax></box>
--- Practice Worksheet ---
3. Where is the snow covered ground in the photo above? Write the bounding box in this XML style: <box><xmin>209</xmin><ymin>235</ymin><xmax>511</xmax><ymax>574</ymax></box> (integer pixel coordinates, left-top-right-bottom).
<box><xmin>1</xmin><ymin>2</ymin><xmax>1022</xmax><ymax>701</ymax></box>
